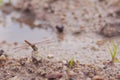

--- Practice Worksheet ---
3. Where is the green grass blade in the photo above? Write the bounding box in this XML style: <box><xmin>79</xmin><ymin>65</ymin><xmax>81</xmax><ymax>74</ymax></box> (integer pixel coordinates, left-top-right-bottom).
<box><xmin>68</xmin><ymin>58</ymin><xmax>75</xmax><ymax>68</ymax></box>
<box><xmin>112</xmin><ymin>41</ymin><xmax>117</xmax><ymax>58</ymax></box>
<box><xmin>114</xmin><ymin>58</ymin><xmax>120</xmax><ymax>63</ymax></box>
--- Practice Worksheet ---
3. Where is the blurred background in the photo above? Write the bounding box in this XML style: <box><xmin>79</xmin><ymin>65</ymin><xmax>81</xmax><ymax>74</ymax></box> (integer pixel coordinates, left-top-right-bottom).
<box><xmin>0</xmin><ymin>0</ymin><xmax>120</xmax><ymax>63</ymax></box>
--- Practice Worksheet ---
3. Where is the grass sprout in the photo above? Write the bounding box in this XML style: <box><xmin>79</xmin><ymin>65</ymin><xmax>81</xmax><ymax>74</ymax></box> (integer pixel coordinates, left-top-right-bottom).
<box><xmin>108</xmin><ymin>41</ymin><xmax>120</xmax><ymax>64</ymax></box>
<box><xmin>68</xmin><ymin>58</ymin><xmax>75</xmax><ymax>68</ymax></box>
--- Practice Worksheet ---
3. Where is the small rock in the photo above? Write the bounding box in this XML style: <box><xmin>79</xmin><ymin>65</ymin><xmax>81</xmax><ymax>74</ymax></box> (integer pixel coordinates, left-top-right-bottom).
<box><xmin>8</xmin><ymin>76</ymin><xmax>20</xmax><ymax>80</ymax></box>
<box><xmin>0</xmin><ymin>50</ymin><xmax>4</xmax><ymax>56</ymax></box>
<box><xmin>92</xmin><ymin>75</ymin><xmax>104</xmax><ymax>80</ymax></box>
<box><xmin>0</xmin><ymin>55</ymin><xmax>7</xmax><ymax>61</ymax></box>
<box><xmin>27</xmin><ymin>67</ymin><xmax>34</xmax><ymax>74</ymax></box>
<box><xmin>19</xmin><ymin>58</ymin><xmax>27</xmax><ymax>66</ymax></box>
<box><xmin>86</xmin><ymin>77</ymin><xmax>92</xmax><ymax>80</ymax></box>
<box><xmin>47</xmin><ymin>54</ymin><xmax>54</xmax><ymax>59</ymax></box>
<box><xmin>96</xmin><ymin>40</ymin><xmax>105</xmax><ymax>46</ymax></box>
<box><xmin>69</xmin><ymin>71</ymin><xmax>77</xmax><ymax>76</ymax></box>
<box><xmin>116</xmin><ymin>74</ymin><xmax>120</xmax><ymax>79</ymax></box>
<box><xmin>62</xmin><ymin>60</ymin><xmax>67</xmax><ymax>65</ymax></box>
<box><xmin>14</xmin><ymin>42</ymin><xmax>18</xmax><ymax>45</ymax></box>
<box><xmin>45</xmin><ymin>72</ymin><xmax>63</xmax><ymax>79</ymax></box>
<box><xmin>56</xmin><ymin>25</ymin><xmax>64</xmax><ymax>33</ymax></box>
<box><xmin>36</xmin><ymin>69</ymin><xmax>46</xmax><ymax>76</ymax></box>
<box><xmin>69</xmin><ymin>78</ymin><xmax>74</xmax><ymax>80</ymax></box>
<box><xmin>100</xmin><ymin>25</ymin><xmax>120</xmax><ymax>37</ymax></box>
<box><xmin>91</xmin><ymin>46</ymin><xmax>99</xmax><ymax>51</ymax></box>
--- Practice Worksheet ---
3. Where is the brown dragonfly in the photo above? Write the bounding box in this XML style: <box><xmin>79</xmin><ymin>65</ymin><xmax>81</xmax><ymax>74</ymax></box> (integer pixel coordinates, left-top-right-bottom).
<box><xmin>12</xmin><ymin>38</ymin><xmax>56</xmax><ymax>52</ymax></box>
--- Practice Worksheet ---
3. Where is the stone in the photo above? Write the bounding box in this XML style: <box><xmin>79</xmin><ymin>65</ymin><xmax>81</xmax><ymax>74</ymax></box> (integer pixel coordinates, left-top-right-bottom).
<box><xmin>8</xmin><ymin>76</ymin><xmax>20</xmax><ymax>80</ymax></box>
<box><xmin>45</xmin><ymin>72</ymin><xmax>63</xmax><ymax>79</ymax></box>
<box><xmin>47</xmin><ymin>54</ymin><xmax>54</xmax><ymax>59</ymax></box>
<box><xmin>92</xmin><ymin>75</ymin><xmax>104</xmax><ymax>80</ymax></box>
<box><xmin>0</xmin><ymin>55</ymin><xmax>7</xmax><ymax>61</ymax></box>
<box><xmin>86</xmin><ymin>77</ymin><xmax>92</xmax><ymax>80</ymax></box>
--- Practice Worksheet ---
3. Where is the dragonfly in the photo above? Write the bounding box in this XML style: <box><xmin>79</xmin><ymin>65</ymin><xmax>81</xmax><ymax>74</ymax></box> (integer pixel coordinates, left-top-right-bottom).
<box><xmin>12</xmin><ymin>38</ymin><xmax>56</xmax><ymax>52</ymax></box>
<box><xmin>10</xmin><ymin>38</ymin><xmax>74</xmax><ymax>53</ymax></box>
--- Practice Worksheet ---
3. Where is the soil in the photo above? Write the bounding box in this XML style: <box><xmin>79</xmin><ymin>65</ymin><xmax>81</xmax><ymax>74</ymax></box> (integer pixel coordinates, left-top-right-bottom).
<box><xmin>0</xmin><ymin>56</ymin><xmax>120</xmax><ymax>80</ymax></box>
<box><xmin>1</xmin><ymin>0</ymin><xmax>120</xmax><ymax>80</ymax></box>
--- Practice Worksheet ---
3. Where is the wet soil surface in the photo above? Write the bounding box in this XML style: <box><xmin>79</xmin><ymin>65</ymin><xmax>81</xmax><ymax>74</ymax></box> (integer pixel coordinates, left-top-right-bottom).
<box><xmin>1</xmin><ymin>0</ymin><xmax>120</xmax><ymax>80</ymax></box>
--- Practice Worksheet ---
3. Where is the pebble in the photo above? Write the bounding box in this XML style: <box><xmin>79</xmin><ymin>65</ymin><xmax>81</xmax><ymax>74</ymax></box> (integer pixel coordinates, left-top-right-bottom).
<box><xmin>92</xmin><ymin>75</ymin><xmax>104</xmax><ymax>80</ymax></box>
<box><xmin>86</xmin><ymin>77</ymin><xmax>92</xmax><ymax>80</ymax></box>
<box><xmin>0</xmin><ymin>50</ymin><xmax>4</xmax><ymax>56</ymax></box>
<box><xmin>116</xmin><ymin>74</ymin><xmax>120</xmax><ymax>79</ymax></box>
<box><xmin>96</xmin><ymin>40</ymin><xmax>105</xmax><ymax>46</ymax></box>
<box><xmin>45</xmin><ymin>72</ymin><xmax>63</xmax><ymax>79</ymax></box>
<box><xmin>47</xmin><ymin>54</ymin><xmax>54</xmax><ymax>59</ymax></box>
<box><xmin>62</xmin><ymin>60</ymin><xmax>68</xmax><ymax>65</ymax></box>
<box><xmin>100</xmin><ymin>25</ymin><xmax>120</xmax><ymax>37</ymax></box>
<box><xmin>56</xmin><ymin>25</ymin><xmax>64</xmax><ymax>33</ymax></box>
<box><xmin>8</xmin><ymin>76</ymin><xmax>20</xmax><ymax>80</ymax></box>
<box><xmin>69</xmin><ymin>71</ymin><xmax>77</xmax><ymax>76</ymax></box>
<box><xmin>69</xmin><ymin>78</ymin><xmax>74</xmax><ymax>80</ymax></box>
<box><xmin>0</xmin><ymin>55</ymin><xmax>7</xmax><ymax>61</ymax></box>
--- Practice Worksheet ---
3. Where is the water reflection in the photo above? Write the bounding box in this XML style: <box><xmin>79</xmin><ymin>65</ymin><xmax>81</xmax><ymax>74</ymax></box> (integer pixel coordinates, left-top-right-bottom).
<box><xmin>0</xmin><ymin>25</ymin><xmax>53</xmax><ymax>43</ymax></box>
<box><xmin>0</xmin><ymin>11</ymin><xmax>54</xmax><ymax>43</ymax></box>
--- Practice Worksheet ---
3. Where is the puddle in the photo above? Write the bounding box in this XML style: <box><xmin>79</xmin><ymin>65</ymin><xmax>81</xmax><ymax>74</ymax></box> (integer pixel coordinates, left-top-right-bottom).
<box><xmin>0</xmin><ymin>10</ymin><xmax>54</xmax><ymax>43</ymax></box>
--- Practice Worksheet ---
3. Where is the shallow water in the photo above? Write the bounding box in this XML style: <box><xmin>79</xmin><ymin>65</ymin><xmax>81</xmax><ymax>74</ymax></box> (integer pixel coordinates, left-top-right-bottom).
<box><xmin>0</xmin><ymin>11</ymin><xmax>53</xmax><ymax>43</ymax></box>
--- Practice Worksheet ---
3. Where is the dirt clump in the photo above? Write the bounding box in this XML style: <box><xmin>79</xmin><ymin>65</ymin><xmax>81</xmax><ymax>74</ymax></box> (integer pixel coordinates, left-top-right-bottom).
<box><xmin>100</xmin><ymin>23</ymin><xmax>120</xmax><ymax>37</ymax></box>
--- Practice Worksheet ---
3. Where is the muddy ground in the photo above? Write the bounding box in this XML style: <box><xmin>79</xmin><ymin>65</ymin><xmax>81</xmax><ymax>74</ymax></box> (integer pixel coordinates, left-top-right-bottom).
<box><xmin>0</xmin><ymin>0</ymin><xmax>120</xmax><ymax>80</ymax></box>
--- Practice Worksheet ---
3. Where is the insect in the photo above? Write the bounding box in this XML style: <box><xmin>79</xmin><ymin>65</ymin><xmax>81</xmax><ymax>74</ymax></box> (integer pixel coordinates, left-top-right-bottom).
<box><xmin>24</xmin><ymin>40</ymin><xmax>38</xmax><ymax>51</ymax></box>
<box><xmin>10</xmin><ymin>38</ymin><xmax>74</xmax><ymax>56</ymax></box>
<box><xmin>12</xmin><ymin>38</ymin><xmax>55</xmax><ymax>52</ymax></box>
